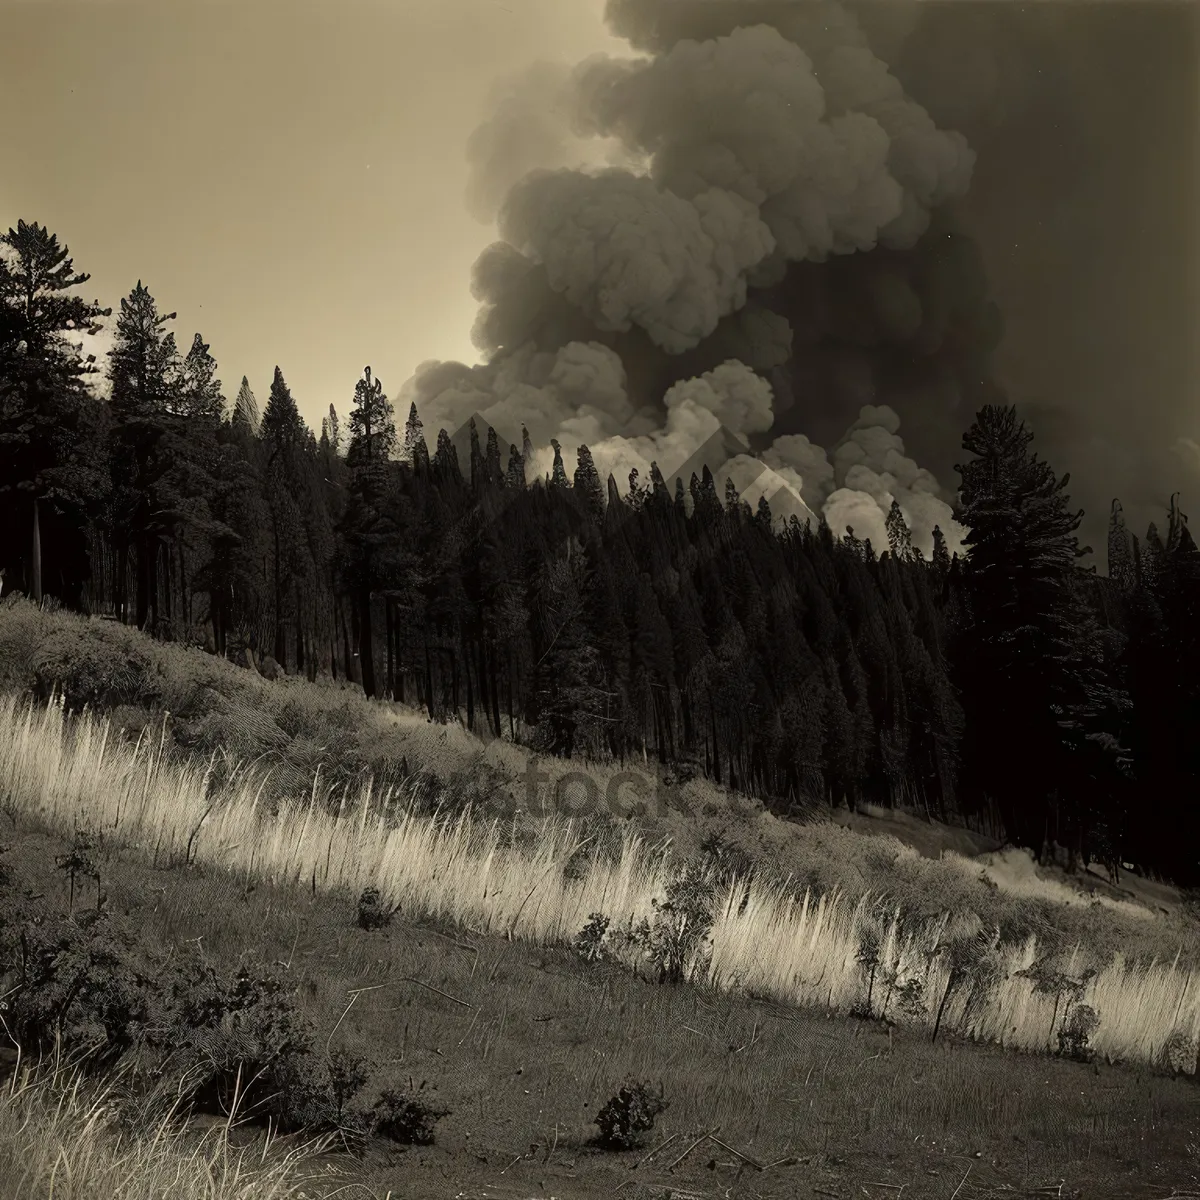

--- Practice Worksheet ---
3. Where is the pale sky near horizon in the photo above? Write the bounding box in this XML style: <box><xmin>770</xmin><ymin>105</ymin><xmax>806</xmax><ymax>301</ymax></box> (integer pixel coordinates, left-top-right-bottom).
<box><xmin>0</xmin><ymin>0</ymin><xmax>626</xmax><ymax>428</ymax></box>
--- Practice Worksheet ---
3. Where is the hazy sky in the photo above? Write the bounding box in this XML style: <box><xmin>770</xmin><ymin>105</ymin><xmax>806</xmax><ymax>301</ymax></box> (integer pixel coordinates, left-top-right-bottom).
<box><xmin>0</xmin><ymin>0</ymin><xmax>625</xmax><ymax>426</ymax></box>
<box><xmin>877</xmin><ymin>0</ymin><xmax>1200</xmax><ymax>548</ymax></box>
<box><xmin>3</xmin><ymin>0</ymin><xmax>1198</xmax><ymax>557</ymax></box>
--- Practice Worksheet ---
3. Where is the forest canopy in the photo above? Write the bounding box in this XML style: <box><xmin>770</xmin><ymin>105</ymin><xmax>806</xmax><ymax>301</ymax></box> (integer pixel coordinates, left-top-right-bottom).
<box><xmin>2</xmin><ymin>219</ymin><xmax>1197</xmax><ymax>886</ymax></box>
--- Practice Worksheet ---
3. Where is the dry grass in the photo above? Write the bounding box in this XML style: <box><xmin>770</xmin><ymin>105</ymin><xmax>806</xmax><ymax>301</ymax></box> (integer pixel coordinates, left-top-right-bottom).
<box><xmin>2</xmin><ymin>691</ymin><xmax>1199</xmax><ymax>1081</ymax></box>
<box><xmin>2</xmin><ymin>596</ymin><xmax>1191</xmax><ymax>968</ymax></box>
<box><xmin>0</xmin><ymin>1049</ymin><xmax>360</xmax><ymax>1199</ymax></box>
<box><xmin>8</xmin><ymin>831</ymin><xmax>1196</xmax><ymax>1200</ymax></box>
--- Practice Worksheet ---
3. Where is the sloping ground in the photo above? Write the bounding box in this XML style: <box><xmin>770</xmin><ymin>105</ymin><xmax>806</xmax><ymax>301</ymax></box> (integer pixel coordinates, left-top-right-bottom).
<box><xmin>830</xmin><ymin>802</ymin><xmax>1002</xmax><ymax>860</ymax></box>
<box><xmin>831</xmin><ymin>803</ymin><xmax>1183</xmax><ymax>920</ymax></box>
<box><xmin>0</xmin><ymin>595</ymin><xmax>1195</xmax><ymax>975</ymax></box>
<box><xmin>7</xmin><ymin>823</ymin><xmax>1200</xmax><ymax>1200</ymax></box>
<box><xmin>7</xmin><ymin>685</ymin><xmax>1200</xmax><ymax>1079</ymax></box>
<box><xmin>369</xmin><ymin>700</ymin><xmax>1184</xmax><ymax>919</ymax></box>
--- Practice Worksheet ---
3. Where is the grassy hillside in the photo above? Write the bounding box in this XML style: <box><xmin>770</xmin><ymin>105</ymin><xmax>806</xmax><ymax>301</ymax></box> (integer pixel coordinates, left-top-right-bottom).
<box><xmin>3</xmin><ymin>682</ymin><xmax>1198</xmax><ymax>1068</ymax></box>
<box><xmin>3</xmin><ymin>821</ymin><xmax>1200</xmax><ymax>1199</ymax></box>
<box><xmin>3</xmin><ymin>596</ymin><xmax>1200</xmax><ymax>1196</ymax></box>
<box><xmin>0</xmin><ymin>596</ymin><xmax>1193</xmax><ymax>963</ymax></box>
<box><xmin>0</xmin><ymin>1054</ymin><xmax>348</xmax><ymax>1200</ymax></box>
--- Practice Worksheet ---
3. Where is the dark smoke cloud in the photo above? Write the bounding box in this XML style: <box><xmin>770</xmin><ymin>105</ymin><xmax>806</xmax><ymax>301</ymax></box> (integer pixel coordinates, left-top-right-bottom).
<box><xmin>499</xmin><ymin>165</ymin><xmax>777</xmax><ymax>354</ymax></box>
<box><xmin>856</xmin><ymin>0</ymin><xmax>1200</xmax><ymax>553</ymax></box>
<box><xmin>405</xmin><ymin>0</ymin><xmax>1197</xmax><ymax>563</ymax></box>
<box><xmin>464</xmin><ymin>60</ymin><xmax>643</xmax><ymax>225</ymax></box>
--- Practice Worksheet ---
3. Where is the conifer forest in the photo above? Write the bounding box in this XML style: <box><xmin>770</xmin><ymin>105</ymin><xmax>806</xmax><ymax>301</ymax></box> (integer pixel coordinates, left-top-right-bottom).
<box><xmin>2</xmin><ymin>216</ymin><xmax>1197</xmax><ymax>889</ymax></box>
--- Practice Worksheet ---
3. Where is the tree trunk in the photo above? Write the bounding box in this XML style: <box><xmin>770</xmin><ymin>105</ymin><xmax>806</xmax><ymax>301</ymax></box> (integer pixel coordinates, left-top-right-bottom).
<box><xmin>162</xmin><ymin>542</ymin><xmax>172</xmax><ymax>635</ymax></box>
<box><xmin>709</xmin><ymin>695</ymin><xmax>721</xmax><ymax>786</ymax></box>
<box><xmin>341</xmin><ymin>597</ymin><xmax>357</xmax><ymax>683</ymax></box>
<box><xmin>424</xmin><ymin>636</ymin><xmax>435</xmax><ymax>720</ymax></box>
<box><xmin>478</xmin><ymin>641</ymin><xmax>490</xmax><ymax>734</ymax></box>
<box><xmin>136</xmin><ymin>534</ymin><xmax>150</xmax><ymax>630</ymax></box>
<box><xmin>385</xmin><ymin>597</ymin><xmax>395</xmax><ymax>700</ymax></box>
<box><xmin>472</xmin><ymin>639</ymin><xmax>487</xmax><ymax>734</ymax></box>
<box><xmin>396</xmin><ymin>612</ymin><xmax>405</xmax><ymax>703</ymax></box>
<box><xmin>294</xmin><ymin>581</ymin><xmax>305</xmax><ymax>677</ymax></box>
<box><xmin>463</xmin><ymin>639</ymin><xmax>474</xmax><ymax>730</ymax></box>
<box><xmin>178</xmin><ymin>540</ymin><xmax>189</xmax><ymax>631</ymax></box>
<box><xmin>116</xmin><ymin>537</ymin><xmax>128</xmax><ymax>624</ymax></box>
<box><xmin>31</xmin><ymin>497</ymin><xmax>42</xmax><ymax>606</ymax></box>
<box><xmin>272</xmin><ymin>516</ymin><xmax>287</xmax><ymax>669</ymax></box>
<box><xmin>329</xmin><ymin>596</ymin><xmax>339</xmax><ymax>680</ymax></box>
<box><xmin>490</xmin><ymin>642</ymin><xmax>503</xmax><ymax>740</ymax></box>
<box><xmin>507</xmin><ymin>644</ymin><xmax>516</xmax><ymax>741</ymax></box>
<box><xmin>931</xmin><ymin>975</ymin><xmax>957</xmax><ymax>1044</ymax></box>
<box><xmin>358</xmin><ymin>586</ymin><xmax>376</xmax><ymax>698</ymax></box>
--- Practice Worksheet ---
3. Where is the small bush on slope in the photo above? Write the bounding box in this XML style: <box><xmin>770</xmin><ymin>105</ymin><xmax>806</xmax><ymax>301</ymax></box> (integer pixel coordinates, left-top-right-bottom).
<box><xmin>368</xmin><ymin>1082</ymin><xmax>451</xmax><ymax>1146</ymax></box>
<box><xmin>0</xmin><ymin>839</ymin><xmax>394</xmax><ymax>1145</ymax></box>
<box><xmin>643</xmin><ymin>861</ymin><xmax>718</xmax><ymax>985</ymax></box>
<box><xmin>569</xmin><ymin>861</ymin><xmax>722</xmax><ymax>984</ymax></box>
<box><xmin>594</xmin><ymin>1078</ymin><xmax>668</xmax><ymax>1150</ymax></box>
<box><xmin>572</xmin><ymin>912</ymin><xmax>610</xmax><ymax>963</ymax></box>
<box><xmin>357</xmin><ymin>885</ymin><xmax>394</xmax><ymax>930</ymax></box>
<box><xmin>1058</xmin><ymin>1003</ymin><xmax>1101</xmax><ymax>1063</ymax></box>
<box><xmin>1160</xmin><ymin>1028</ymin><xmax>1200</xmax><ymax>1075</ymax></box>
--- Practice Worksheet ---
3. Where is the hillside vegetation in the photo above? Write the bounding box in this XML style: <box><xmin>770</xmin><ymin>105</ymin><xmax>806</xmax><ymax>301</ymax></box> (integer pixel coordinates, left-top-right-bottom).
<box><xmin>2</xmin><ymin>599</ymin><xmax>1199</xmax><ymax>1066</ymax></box>
<box><xmin>1</xmin><ymin>736</ymin><xmax>1199</xmax><ymax>1199</ymax></box>
<box><xmin>1</xmin><ymin>595</ymin><xmax>1193</xmax><ymax>959</ymax></box>
<box><xmin>6</xmin><ymin>219</ymin><xmax>1200</xmax><ymax>892</ymax></box>
<box><xmin>0</xmin><ymin>602</ymin><xmax>1198</xmax><ymax>1194</ymax></box>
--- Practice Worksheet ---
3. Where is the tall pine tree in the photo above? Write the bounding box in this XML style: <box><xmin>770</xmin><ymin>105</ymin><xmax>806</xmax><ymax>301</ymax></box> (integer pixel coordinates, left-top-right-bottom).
<box><xmin>0</xmin><ymin>221</ymin><xmax>110</xmax><ymax>606</ymax></box>
<box><xmin>260</xmin><ymin>367</ymin><xmax>309</xmax><ymax>668</ymax></box>
<box><xmin>342</xmin><ymin>366</ymin><xmax>397</xmax><ymax>697</ymax></box>
<box><xmin>403</xmin><ymin>401</ymin><xmax>427</xmax><ymax>470</ymax></box>
<box><xmin>954</xmin><ymin>404</ymin><xmax>1129</xmax><ymax>862</ymax></box>
<box><xmin>550</xmin><ymin>438</ymin><xmax>568</xmax><ymax>488</ymax></box>
<box><xmin>106</xmin><ymin>282</ymin><xmax>183</xmax><ymax>627</ymax></box>
<box><xmin>231</xmin><ymin>376</ymin><xmax>260</xmax><ymax>436</ymax></box>
<box><xmin>573</xmin><ymin>445</ymin><xmax>605</xmax><ymax>522</ymax></box>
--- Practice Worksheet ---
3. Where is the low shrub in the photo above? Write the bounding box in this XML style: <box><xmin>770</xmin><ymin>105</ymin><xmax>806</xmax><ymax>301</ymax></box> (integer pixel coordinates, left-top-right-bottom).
<box><xmin>572</xmin><ymin>912</ymin><xmax>610</xmax><ymax>963</ymax></box>
<box><xmin>569</xmin><ymin>861</ymin><xmax>720</xmax><ymax>984</ymax></box>
<box><xmin>1057</xmin><ymin>1003</ymin><xmax>1101</xmax><ymax>1063</ymax></box>
<box><xmin>698</xmin><ymin>828</ymin><xmax>757</xmax><ymax>890</ymax></box>
<box><xmin>8</xmin><ymin>906</ymin><xmax>159</xmax><ymax>1068</ymax></box>
<box><xmin>368</xmin><ymin>1082</ymin><xmax>450</xmax><ymax>1145</ymax></box>
<box><xmin>594</xmin><ymin>1077</ymin><xmax>668</xmax><ymax>1150</ymax></box>
<box><xmin>27</xmin><ymin>622</ymin><xmax>161</xmax><ymax>713</ymax></box>
<box><xmin>357</xmin><ymin>886</ymin><xmax>394</xmax><ymax>931</ymax></box>
<box><xmin>1160</xmin><ymin>1028</ymin><xmax>1199</xmax><ymax>1075</ymax></box>
<box><xmin>642</xmin><ymin>861</ymin><xmax>717</xmax><ymax>985</ymax></box>
<box><xmin>0</xmin><ymin>839</ymin><xmax>375</xmax><ymax>1140</ymax></box>
<box><xmin>1016</xmin><ymin>957</ymin><xmax>1099</xmax><ymax>1052</ymax></box>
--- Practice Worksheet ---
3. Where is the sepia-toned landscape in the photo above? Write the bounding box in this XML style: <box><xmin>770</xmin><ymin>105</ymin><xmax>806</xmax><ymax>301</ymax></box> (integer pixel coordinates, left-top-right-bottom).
<box><xmin>2</xmin><ymin>1</ymin><xmax>1200</xmax><ymax>1197</ymax></box>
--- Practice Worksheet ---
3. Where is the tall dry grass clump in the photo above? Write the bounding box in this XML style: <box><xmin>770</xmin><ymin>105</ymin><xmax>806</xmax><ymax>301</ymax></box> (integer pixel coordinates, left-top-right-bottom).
<box><xmin>1</xmin><ymin>692</ymin><xmax>1198</xmax><ymax>1075</ymax></box>
<box><xmin>0</xmin><ymin>1050</ymin><xmax>353</xmax><ymax>1200</ymax></box>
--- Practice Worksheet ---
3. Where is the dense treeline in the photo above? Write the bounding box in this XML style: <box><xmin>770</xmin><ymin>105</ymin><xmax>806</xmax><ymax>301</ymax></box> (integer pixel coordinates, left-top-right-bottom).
<box><xmin>2</xmin><ymin>221</ymin><xmax>1197</xmax><ymax>884</ymax></box>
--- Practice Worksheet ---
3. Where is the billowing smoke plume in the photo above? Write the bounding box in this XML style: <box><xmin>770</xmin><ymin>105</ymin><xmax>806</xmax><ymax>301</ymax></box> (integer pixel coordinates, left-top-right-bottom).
<box><xmin>464</xmin><ymin>61</ymin><xmax>645</xmax><ymax>225</ymax></box>
<box><xmin>404</xmin><ymin>0</ymin><xmax>994</xmax><ymax>559</ymax></box>
<box><xmin>825</xmin><ymin>403</ymin><xmax>964</xmax><ymax>556</ymax></box>
<box><xmin>858</xmin><ymin>1</ymin><xmax>1200</xmax><ymax>554</ymax></box>
<box><xmin>499</xmin><ymin>167</ymin><xmax>776</xmax><ymax>354</ymax></box>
